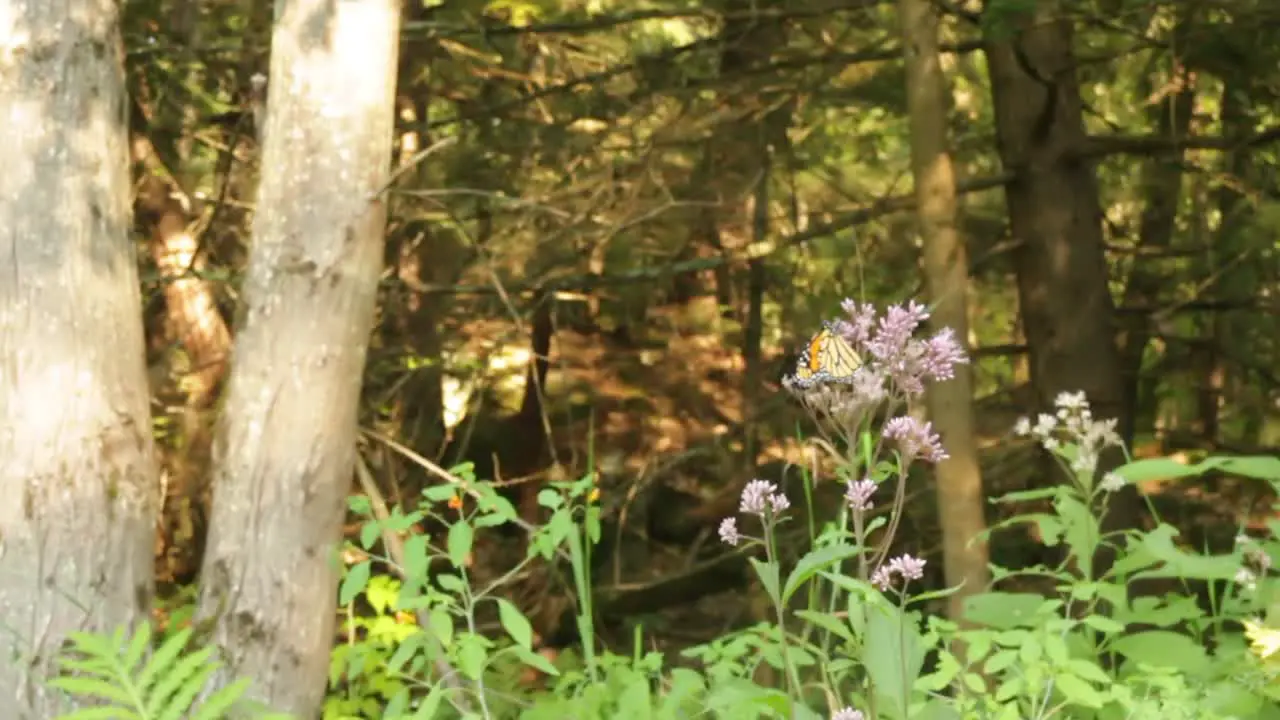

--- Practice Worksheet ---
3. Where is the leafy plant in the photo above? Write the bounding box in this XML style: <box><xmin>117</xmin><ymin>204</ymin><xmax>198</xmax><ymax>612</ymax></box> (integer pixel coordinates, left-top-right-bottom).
<box><xmin>50</xmin><ymin>621</ymin><xmax>283</xmax><ymax>720</ymax></box>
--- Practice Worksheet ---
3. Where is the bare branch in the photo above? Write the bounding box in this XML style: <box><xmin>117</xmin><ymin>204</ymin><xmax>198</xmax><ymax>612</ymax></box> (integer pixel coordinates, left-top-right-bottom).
<box><xmin>1082</xmin><ymin>125</ymin><xmax>1280</xmax><ymax>158</ymax></box>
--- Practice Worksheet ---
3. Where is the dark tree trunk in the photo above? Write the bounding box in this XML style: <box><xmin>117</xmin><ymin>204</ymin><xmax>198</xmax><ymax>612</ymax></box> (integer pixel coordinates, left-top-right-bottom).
<box><xmin>984</xmin><ymin>2</ymin><xmax>1138</xmax><ymax>562</ymax></box>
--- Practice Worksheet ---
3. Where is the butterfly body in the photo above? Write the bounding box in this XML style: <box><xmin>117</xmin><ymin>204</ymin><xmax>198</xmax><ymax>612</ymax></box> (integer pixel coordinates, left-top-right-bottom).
<box><xmin>784</xmin><ymin>322</ymin><xmax>862</xmax><ymax>388</ymax></box>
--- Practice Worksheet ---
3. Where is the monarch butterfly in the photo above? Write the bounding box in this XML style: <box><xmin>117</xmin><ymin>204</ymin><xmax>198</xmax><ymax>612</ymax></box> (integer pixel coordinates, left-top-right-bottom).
<box><xmin>784</xmin><ymin>322</ymin><xmax>862</xmax><ymax>389</ymax></box>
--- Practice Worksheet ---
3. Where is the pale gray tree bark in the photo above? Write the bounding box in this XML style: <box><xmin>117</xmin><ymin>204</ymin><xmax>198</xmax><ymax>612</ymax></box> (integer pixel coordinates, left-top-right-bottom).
<box><xmin>0</xmin><ymin>2</ymin><xmax>160</xmax><ymax>717</ymax></box>
<box><xmin>898</xmin><ymin>0</ymin><xmax>990</xmax><ymax>623</ymax></box>
<box><xmin>195</xmin><ymin>0</ymin><xmax>402</xmax><ymax>715</ymax></box>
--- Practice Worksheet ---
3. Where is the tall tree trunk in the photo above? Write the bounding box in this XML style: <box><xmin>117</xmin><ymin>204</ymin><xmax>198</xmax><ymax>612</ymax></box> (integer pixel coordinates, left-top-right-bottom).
<box><xmin>898</xmin><ymin>0</ymin><xmax>990</xmax><ymax>621</ymax></box>
<box><xmin>0</xmin><ymin>2</ymin><xmax>160</xmax><ymax>716</ymax></box>
<box><xmin>195</xmin><ymin>0</ymin><xmax>401</xmax><ymax>714</ymax></box>
<box><xmin>983</xmin><ymin>3</ymin><xmax>1137</xmax><ymax>565</ymax></box>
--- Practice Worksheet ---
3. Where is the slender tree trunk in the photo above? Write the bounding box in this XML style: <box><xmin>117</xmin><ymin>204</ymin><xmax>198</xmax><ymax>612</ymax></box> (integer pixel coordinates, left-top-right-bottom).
<box><xmin>0</xmin><ymin>2</ymin><xmax>160</xmax><ymax>716</ymax></box>
<box><xmin>1116</xmin><ymin>49</ymin><xmax>1195</xmax><ymax>447</ymax></box>
<box><xmin>195</xmin><ymin>1</ymin><xmax>401</xmax><ymax>714</ymax></box>
<box><xmin>983</xmin><ymin>2</ymin><xmax>1137</xmax><ymax>567</ymax></box>
<box><xmin>898</xmin><ymin>0</ymin><xmax>990</xmax><ymax>620</ymax></box>
<box><xmin>132</xmin><ymin>124</ymin><xmax>232</xmax><ymax>583</ymax></box>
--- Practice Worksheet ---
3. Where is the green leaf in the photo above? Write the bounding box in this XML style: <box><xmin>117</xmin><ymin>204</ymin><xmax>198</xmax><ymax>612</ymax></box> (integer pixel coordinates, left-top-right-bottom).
<box><xmin>748</xmin><ymin>558</ymin><xmax>781</xmax><ymax>606</ymax></box>
<box><xmin>1065</xmin><ymin>658</ymin><xmax>1110</xmax><ymax>684</ymax></box>
<box><xmin>122</xmin><ymin>621</ymin><xmax>152</xmax><ymax>675</ymax></box>
<box><xmin>435</xmin><ymin>573</ymin><xmax>464</xmax><ymax>593</ymax></box>
<box><xmin>46</xmin><ymin>676</ymin><xmax>135</xmax><ymax>706</ymax></box>
<box><xmin>446</xmin><ymin>521</ymin><xmax>474</xmax><ymax>569</ymax></box>
<box><xmin>1115</xmin><ymin>455</ymin><xmax>1280</xmax><ymax>484</ymax></box>
<box><xmin>962</xmin><ymin>592</ymin><xmax>1049</xmax><ymax>629</ymax></box>
<box><xmin>537</xmin><ymin>488</ymin><xmax>562</xmax><ymax>509</ymax></box>
<box><xmin>496</xmin><ymin>597</ymin><xmax>534</xmax><ymax>650</ymax></box>
<box><xmin>477</xmin><ymin>493</ymin><xmax>518</xmax><ymax>525</ymax></box>
<box><xmin>456</xmin><ymin>634</ymin><xmax>488</xmax><ymax>681</ymax></box>
<box><xmin>158</xmin><ymin>662</ymin><xmax>218</xmax><ymax>720</ymax></box>
<box><xmin>1133</xmin><ymin>524</ymin><xmax>1241</xmax><ymax>581</ymax></box>
<box><xmin>402</xmin><ymin>534</ymin><xmax>428</xmax><ymax>583</ymax></box>
<box><xmin>1054</xmin><ymin>493</ymin><xmax>1099</xmax><ymax>569</ymax></box>
<box><xmin>154</xmin><ymin>648</ymin><xmax>218</xmax><ymax>720</ymax></box>
<box><xmin>428</xmin><ymin>608</ymin><xmax>454</xmax><ymax>648</ymax></box>
<box><xmin>339</xmin><ymin>560</ymin><xmax>372</xmax><ymax>605</ymax></box>
<box><xmin>411</xmin><ymin>685</ymin><xmax>446</xmax><ymax>719</ymax></box>
<box><xmin>384</xmin><ymin>687</ymin><xmax>410</xmax><ymax>718</ymax></box>
<box><xmin>781</xmin><ymin>543</ymin><xmax>863</xmax><ymax>604</ymax></box>
<box><xmin>1052</xmin><ymin>672</ymin><xmax>1106</xmax><ymax>708</ymax></box>
<box><xmin>793</xmin><ymin>609</ymin><xmax>854</xmax><ymax>644</ymax></box>
<box><xmin>423</xmin><ymin>484</ymin><xmax>460</xmax><ymax>503</ymax></box>
<box><xmin>514</xmin><ymin>645</ymin><xmax>559</xmax><ymax>676</ymax></box>
<box><xmin>367</xmin><ymin>575</ymin><xmax>400</xmax><ymax>615</ymax></box>
<box><xmin>51</xmin><ymin>710</ymin><xmax>134</xmax><ymax>720</ymax></box>
<box><xmin>360</xmin><ymin>521</ymin><xmax>381</xmax><ymax>551</ymax></box>
<box><xmin>865</xmin><ymin>605</ymin><xmax>926</xmax><ymax>718</ymax></box>
<box><xmin>139</xmin><ymin>627</ymin><xmax>193</xmax><ymax>698</ymax></box>
<box><xmin>192</xmin><ymin>677</ymin><xmax>251</xmax><ymax>720</ymax></box>
<box><xmin>1110</xmin><ymin>630</ymin><xmax>1210</xmax><ymax>675</ymax></box>
<box><xmin>389</xmin><ymin>632</ymin><xmax>430</xmax><ymax>676</ymax></box>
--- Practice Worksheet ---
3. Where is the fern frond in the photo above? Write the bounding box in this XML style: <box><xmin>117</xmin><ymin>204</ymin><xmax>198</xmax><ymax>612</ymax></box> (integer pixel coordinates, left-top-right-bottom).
<box><xmin>49</xmin><ymin>622</ymin><xmax>253</xmax><ymax>720</ymax></box>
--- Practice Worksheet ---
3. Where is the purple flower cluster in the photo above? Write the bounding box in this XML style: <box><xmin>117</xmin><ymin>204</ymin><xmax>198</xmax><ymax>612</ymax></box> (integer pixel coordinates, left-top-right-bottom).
<box><xmin>833</xmin><ymin>299</ymin><xmax>968</xmax><ymax>397</ymax></box>
<box><xmin>882</xmin><ymin>416</ymin><xmax>948</xmax><ymax>464</ymax></box>
<box><xmin>785</xmin><ymin>301</ymin><xmax>966</xmax><ymax>461</ymax></box>
<box><xmin>870</xmin><ymin>553</ymin><xmax>927</xmax><ymax>591</ymax></box>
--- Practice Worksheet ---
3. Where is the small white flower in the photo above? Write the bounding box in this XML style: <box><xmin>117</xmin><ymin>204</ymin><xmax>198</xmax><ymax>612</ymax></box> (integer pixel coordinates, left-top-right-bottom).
<box><xmin>718</xmin><ymin>517</ymin><xmax>741</xmax><ymax>546</ymax></box>
<box><xmin>1014</xmin><ymin>417</ymin><xmax>1031</xmax><ymax>436</ymax></box>
<box><xmin>1099</xmin><ymin>471</ymin><xmax>1126</xmax><ymax>492</ymax></box>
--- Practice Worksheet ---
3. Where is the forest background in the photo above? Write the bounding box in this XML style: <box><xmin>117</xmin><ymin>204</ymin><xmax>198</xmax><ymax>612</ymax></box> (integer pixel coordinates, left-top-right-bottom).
<box><xmin>2</xmin><ymin>0</ymin><xmax>1279</xmax><ymax>717</ymax></box>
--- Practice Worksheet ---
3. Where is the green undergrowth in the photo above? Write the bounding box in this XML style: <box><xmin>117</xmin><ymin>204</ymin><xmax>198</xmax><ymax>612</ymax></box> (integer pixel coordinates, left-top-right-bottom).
<box><xmin>47</xmin><ymin>307</ymin><xmax>1280</xmax><ymax>720</ymax></box>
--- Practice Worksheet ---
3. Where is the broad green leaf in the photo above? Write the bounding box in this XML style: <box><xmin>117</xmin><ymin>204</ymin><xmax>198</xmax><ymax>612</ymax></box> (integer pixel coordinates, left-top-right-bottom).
<box><xmin>386</xmin><ymin>631</ymin><xmax>429</xmax><ymax>675</ymax></box>
<box><xmin>428</xmin><ymin>608</ymin><xmax>453</xmax><ymax>648</ymax></box>
<box><xmin>446</xmin><ymin>521</ymin><xmax>473</xmax><ymax>568</ymax></box>
<box><xmin>1110</xmin><ymin>630</ymin><xmax>1210</xmax><ymax>675</ymax></box>
<box><xmin>435</xmin><ymin>573</ymin><xmax>464</xmax><ymax>593</ymax></box>
<box><xmin>1133</xmin><ymin>525</ymin><xmax>1241</xmax><ymax>581</ymax></box>
<box><xmin>1053</xmin><ymin>672</ymin><xmax>1106</xmax><ymax>708</ymax></box>
<box><xmin>748</xmin><ymin>557</ymin><xmax>781</xmax><ymax>606</ymax></box>
<box><xmin>782</xmin><ymin>543</ymin><xmax>863</xmax><ymax>604</ymax></box>
<box><xmin>367</xmin><ymin>575</ymin><xmax>400</xmax><ymax>614</ymax></box>
<box><xmin>456</xmin><ymin>634</ymin><xmax>489</xmax><ymax>680</ymax></box>
<box><xmin>339</xmin><ymin>560</ymin><xmax>372</xmax><ymax>606</ymax></box>
<box><xmin>360</xmin><ymin>521</ymin><xmax>380</xmax><ymax>551</ymax></box>
<box><xmin>402</xmin><ymin>534</ymin><xmax>428</xmax><ymax>583</ymax></box>
<box><xmin>793</xmin><ymin>609</ymin><xmax>854</xmax><ymax>644</ymax></box>
<box><xmin>514</xmin><ymin>645</ymin><xmax>559</xmax><ymax>676</ymax></box>
<box><xmin>962</xmin><ymin>592</ymin><xmax>1048</xmax><ymax>629</ymax></box>
<box><xmin>496</xmin><ymin>597</ymin><xmax>533</xmax><ymax>650</ymax></box>
<box><xmin>865</xmin><ymin>605</ymin><xmax>925</xmax><ymax>718</ymax></box>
